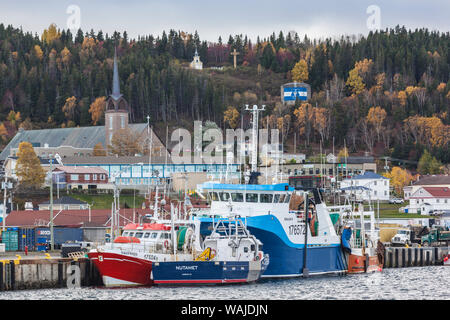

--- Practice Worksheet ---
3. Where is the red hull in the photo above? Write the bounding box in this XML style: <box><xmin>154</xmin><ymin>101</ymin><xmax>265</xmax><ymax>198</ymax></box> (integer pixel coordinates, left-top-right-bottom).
<box><xmin>348</xmin><ymin>254</ymin><xmax>383</xmax><ymax>274</ymax></box>
<box><xmin>88</xmin><ymin>251</ymin><xmax>153</xmax><ymax>287</ymax></box>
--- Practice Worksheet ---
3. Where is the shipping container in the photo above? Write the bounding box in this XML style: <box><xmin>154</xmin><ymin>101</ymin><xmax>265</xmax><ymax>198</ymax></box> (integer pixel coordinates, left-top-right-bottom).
<box><xmin>18</xmin><ymin>228</ymin><xmax>36</xmax><ymax>251</ymax></box>
<box><xmin>34</xmin><ymin>227</ymin><xmax>83</xmax><ymax>249</ymax></box>
<box><xmin>2</xmin><ymin>230</ymin><xmax>18</xmax><ymax>251</ymax></box>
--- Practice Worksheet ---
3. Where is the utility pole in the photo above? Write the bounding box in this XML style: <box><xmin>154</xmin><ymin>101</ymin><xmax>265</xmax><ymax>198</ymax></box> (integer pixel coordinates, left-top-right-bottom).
<box><xmin>245</xmin><ymin>104</ymin><xmax>265</xmax><ymax>173</ymax></box>
<box><xmin>2</xmin><ymin>171</ymin><xmax>8</xmax><ymax>232</ymax></box>
<box><xmin>49</xmin><ymin>155</ymin><xmax>54</xmax><ymax>251</ymax></box>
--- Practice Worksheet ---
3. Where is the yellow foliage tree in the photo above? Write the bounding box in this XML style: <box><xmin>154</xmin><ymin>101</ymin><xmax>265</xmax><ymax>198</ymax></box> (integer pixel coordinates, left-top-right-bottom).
<box><xmin>223</xmin><ymin>106</ymin><xmax>240</xmax><ymax>129</ymax></box>
<box><xmin>93</xmin><ymin>142</ymin><xmax>107</xmax><ymax>156</ymax></box>
<box><xmin>398</xmin><ymin>90</ymin><xmax>407</xmax><ymax>106</ymax></box>
<box><xmin>89</xmin><ymin>96</ymin><xmax>106</xmax><ymax>125</ymax></box>
<box><xmin>346</xmin><ymin>68</ymin><xmax>365</xmax><ymax>95</ymax></box>
<box><xmin>15</xmin><ymin>142</ymin><xmax>46</xmax><ymax>188</ymax></box>
<box><xmin>366</xmin><ymin>106</ymin><xmax>387</xmax><ymax>141</ymax></box>
<box><xmin>62</xmin><ymin>96</ymin><xmax>77</xmax><ymax>121</ymax></box>
<box><xmin>109</xmin><ymin>128</ymin><xmax>143</xmax><ymax>156</ymax></box>
<box><xmin>337</xmin><ymin>147</ymin><xmax>349</xmax><ymax>162</ymax></box>
<box><xmin>384</xmin><ymin>166</ymin><xmax>413</xmax><ymax>195</ymax></box>
<box><xmin>61</xmin><ymin>47</ymin><xmax>71</xmax><ymax>66</ymax></box>
<box><xmin>34</xmin><ymin>45</ymin><xmax>44</xmax><ymax>60</ymax></box>
<box><xmin>291</xmin><ymin>59</ymin><xmax>309</xmax><ymax>82</ymax></box>
<box><xmin>42</xmin><ymin>23</ymin><xmax>61</xmax><ymax>44</ymax></box>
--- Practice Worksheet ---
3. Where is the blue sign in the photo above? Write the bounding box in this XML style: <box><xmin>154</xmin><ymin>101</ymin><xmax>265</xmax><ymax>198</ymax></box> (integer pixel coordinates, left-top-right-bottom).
<box><xmin>283</xmin><ymin>86</ymin><xmax>308</xmax><ymax>101</ymax></box>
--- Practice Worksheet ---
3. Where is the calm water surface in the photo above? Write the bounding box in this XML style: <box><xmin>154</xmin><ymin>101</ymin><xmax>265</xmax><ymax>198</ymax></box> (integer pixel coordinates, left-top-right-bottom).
<box><xmin>0</xmin><ymin>266</ymin><xmax>448</xmax><ymax>300</ymax></box>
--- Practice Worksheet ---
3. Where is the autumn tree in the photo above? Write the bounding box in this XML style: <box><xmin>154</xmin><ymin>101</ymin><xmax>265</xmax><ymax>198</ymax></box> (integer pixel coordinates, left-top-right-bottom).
<box><xmin>294</xmin><ymin>103</ymin><xmax>314</xmax><ymax>145</ymax></box>
<box><xmin>223</xmin><ymin>106</ymin><xmax>240</xmax><ymax>129</ymax></box>
<box><xmin>384</xmin><ymin>166</ymin><xmax>413</xmax><ymax>195</ymax></box>
<box><xmin>366</xmin><ymin>106</ymin><xmax>387</xmax><ymax>141</ymax></box>
<box><xmin>62</xmin><ymin>96</ymin><xmax>78</xmax><ymax>122</ymax></box>
<box><xmin>89</xmin><ymin>96</ymin><xmax>106</xmax><ymax>125</ymax></box>
<box><xmin>291</xmin><ymin>59</ymin><xmax>308</xmax><ymax>82</ymax></box>
<box><xmin>108</xmin><ymin>128</ymin><xmax>143</xmax><ymax>156</ymax></box>
<box><xmin>41</xmin><ymin>23</ymin><xmax>61</xmax><ymax>44</ymax></box>
<box><xmin>93</xmin><ymin>142</ymin><xmax>107</xmax><ymax>156</ymax></box>
<box><xmin>15</xmin><ymin>142</ymin><xmax>46</xmax><ymax>188</ymax></box>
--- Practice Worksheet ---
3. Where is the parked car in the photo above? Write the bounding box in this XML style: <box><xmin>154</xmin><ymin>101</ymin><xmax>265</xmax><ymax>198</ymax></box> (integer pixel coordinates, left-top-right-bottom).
<box><xmin>389</xmin><ymin>198</ymin><xmax>404</xmax><ymax>204</ymax></box>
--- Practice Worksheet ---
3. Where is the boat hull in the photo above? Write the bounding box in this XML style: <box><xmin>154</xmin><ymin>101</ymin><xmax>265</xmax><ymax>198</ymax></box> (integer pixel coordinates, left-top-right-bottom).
<box><xmin>198</xmin><ymin>217</ymin><xmax>347</xmax><ymax>278</ymax></box>
<box><xmin>88</xmin><ymin>251</ymin><xmax>153</xmax><ymax>287</ymax></box>
<box><xmin>152</xmin><ymin>260</ymin><xmax>264</xmax><ymax>285</ymax></box>
<box><xmin>347</xmin><ymin>253</ymin><xmax>383</xmax><ymax>274</ymax></box>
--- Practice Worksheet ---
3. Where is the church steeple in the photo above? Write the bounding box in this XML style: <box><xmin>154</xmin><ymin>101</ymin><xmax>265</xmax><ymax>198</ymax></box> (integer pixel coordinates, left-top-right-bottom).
<box><xmin>111</xmin><ymin>47</ymin><xmax>122</xmax><ymax>101</ymax></box>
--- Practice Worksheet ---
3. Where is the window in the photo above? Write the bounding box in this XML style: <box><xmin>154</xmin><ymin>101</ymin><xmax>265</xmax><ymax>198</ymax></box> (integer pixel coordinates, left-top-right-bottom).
<box><xmin>260</xmin><ymin>194</ymin><xmax>273</xmax><ymax>203</ymax></box>
<box><xmin>143</xmin><ymin>232</ymin><xmax>150</xmax><ymax>238</ymax></box>
<box><xmin>85</xmin><ymin>174</ymin><xmax>90</xmax><ymax>180</ymax></box>
<box><xmin>150</xmin><ymin>232</ymin><xmax>158</xmax><ymax>239</ymax></box>
<box><xmin>93</xmin><ymin>174</ymin><xmax>97</xmax><ymax>180</ymax></box>
<box><xmin>210</xmin><ymin>192</ymin><xmax>220</xmax><ymax>201</ymax></box>
<box><xmin>135</xmin><ymin>232</ymin><xmax>143</xmax><ymax>238</ymax></box>
<box><xmin>284</xmin><ymin>194</ymin><xmax>291</xmax><ymax>203</ymax></box>
<box><xmin>231</xmin><ymin>193</ymin><xmax>243</xmax><ymax>202</ymax></box>
<box><xmin>274</xmin><ymin>194</ymin><xmax>280</xmax><ymax>203</ymax></box>
<box><xmin>128</xmin><ymin>232</ymin><xmax>135</xmax><ymax>237</ymax></box>
<box><xmin>279</xmin><ymin>194</ymin><xmax>286</xmax><ymax>203</ymax></box>
<box><xmin>220</xmin><ymin>192</ymin><xmax>230</xmax><ymax>201</ymax></box>
<box><xmin>246</xmin><ymin>193</ymin><xmax>258</xmax><ymax>203</ymax></box>
<box><xmin>121</xmin><ymin>116</ymin><xmax>125</xmax><ymax>128</ymax></box>
<box><xmin>109</xmin><ymin>117</ymin><xmax>113</xmax><ymax>129</ymax></box>
<box><xmin>374</xmin><ymin>181</ymin><xmax>377</xmax><ymax>186</ymax></box>
<box><xmin>71</xmin><ymin>174</ymin><xmax>79</xmax><ymax>181</ymax></box>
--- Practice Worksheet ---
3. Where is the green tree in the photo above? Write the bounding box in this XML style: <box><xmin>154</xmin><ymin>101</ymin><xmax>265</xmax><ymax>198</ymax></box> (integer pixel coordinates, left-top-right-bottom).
<box><xmin>417</xmin><ymin>150</ymin><xmax>442</xmax><ymax>175</ymax></box>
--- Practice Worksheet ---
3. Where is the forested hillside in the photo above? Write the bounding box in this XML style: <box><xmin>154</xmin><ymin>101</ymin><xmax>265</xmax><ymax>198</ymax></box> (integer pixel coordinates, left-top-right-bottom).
<box><xmin>0</xmin><ymin>23</ymin><xmax>448</xmax><ymax>166</ymax></box>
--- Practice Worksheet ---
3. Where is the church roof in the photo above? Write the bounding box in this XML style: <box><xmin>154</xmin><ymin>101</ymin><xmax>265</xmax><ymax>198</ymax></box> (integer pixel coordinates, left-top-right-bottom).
<box><xmin>0</xmin><ymin>123</ymin><xmax>152</xmax><ymax>161</ymax></box>
<box><xmin>110</xmin><ymin>47</ymin><xmax>123</xmax><ymax>101</ymax></box>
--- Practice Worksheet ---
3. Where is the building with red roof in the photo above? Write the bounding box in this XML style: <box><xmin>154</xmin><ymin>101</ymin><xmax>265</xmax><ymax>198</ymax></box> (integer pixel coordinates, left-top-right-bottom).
<box><xmin>408</xmin><ymin>186</ymin><xmax>450</xmax><ymax>215</ymax></box>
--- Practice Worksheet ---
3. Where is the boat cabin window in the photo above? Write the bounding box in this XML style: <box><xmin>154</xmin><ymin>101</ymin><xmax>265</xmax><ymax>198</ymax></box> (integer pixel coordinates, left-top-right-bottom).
<box><xmin>160</xmin><ymin>232</ymin><xmax>171</xmax><ymax>239</ymax></box>
<box><xmin>279</xmin><ymin>194</ymin><xmax>286</xmax><ymax>203</ymax></box>
<box><xmin>128</xmin><ymin>232</ymin><xmax>135</xmax><ymax>237</ymax></box>
<box><xmin>246</xmin><ymin>193</ymin><xmax>258</xmax><ymax>203</ymax></box>
<box><xmin>135</xmin><ymin>232</ymin><xmax>143</xmax><ymax>238</ymax></box>
<box><xmin>260</xmin><ymin>194</ymin><xmax>273</xmax><ymax>203</ymax></box>
<box><xmin>150</xmin><ymin>232</ymin><xmax>158</xmax><ymax>239</ymax></box>
<box><xmin>143</xmin><ymin>232</ymin><xmax>150</xmax><ymax>238</ymax></box>
<box><xmin>250</xmin><ymin>244</ymin><xmax>255</xmax><ymax>251</ymax></box>
<box><xmin>231</xmin><ymin>192</ymin><xmax>243</xmax><ymax>202</ymax></box>
<box><xmin>123</xmin><ymin>232</ymin><xmax>129</xmax><ymax>236</ymax></box>
<box><xmin>284</xmin><ymin>194</ymin><xmax>291</xmax><ymax>203</ymax></box>
<box><xmin>243</xmin><ymin>247</ymin><xmax>249</xmax><ymax>253</ymax></box>
<box><xmin>210</xmin><ymin>192</ymin><xmax>220</xmax><ymax>201</ymax></box>
<box><xmin>274</xmin><ymin>194</ymin><xmax>280</xmax><ymax>203</ymax></box>
<box><xmin>220</xmin><ymin>192</ymin><xmax>230</xmax><ymax>201</ymax></box>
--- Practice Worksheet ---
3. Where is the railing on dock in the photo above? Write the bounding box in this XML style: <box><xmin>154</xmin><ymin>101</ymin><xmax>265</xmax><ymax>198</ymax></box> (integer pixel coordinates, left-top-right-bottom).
<box><xmin>383</xmin><ymin>246</ymin><xmax>450</xmax><ymax>268</ymax></box>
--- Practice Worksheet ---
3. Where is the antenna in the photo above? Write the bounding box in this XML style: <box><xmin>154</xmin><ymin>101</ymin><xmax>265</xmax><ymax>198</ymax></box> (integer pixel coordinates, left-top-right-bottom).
<box><xmin>245</xmin><ymin>104</ymin><xmax>265</xmax><ymax>173</ymax></box>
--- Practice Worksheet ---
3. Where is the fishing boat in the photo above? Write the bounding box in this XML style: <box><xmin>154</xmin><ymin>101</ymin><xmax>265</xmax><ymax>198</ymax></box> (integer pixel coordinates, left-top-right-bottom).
<box><xmin>151</xmin><ymin>214</ymin><xmax>269</xmax><ymax>285</ymax></box>
<box><xmin>87</xmin><ymin>208</ymin><xmax>203</xmax><ymax>287</ymax></box>
<box><xmin>191</xmin><ymin>183</ymin><xmax>348</xmax><ymax>278</ymax></box>
<box><xmin>339</xmin><ymin>203</ymin><xmax>384</xmax><ymax>273</ymax></box>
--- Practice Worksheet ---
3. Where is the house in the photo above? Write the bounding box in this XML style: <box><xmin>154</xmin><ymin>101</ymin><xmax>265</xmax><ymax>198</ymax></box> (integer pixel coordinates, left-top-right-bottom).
<box><xmin>38</xmin><ymin>196</ymin><xmax>89</xmax><ymax>211</ymax></box>
<box><xmin>52</xmin><ymin>166</ymin><xmax>109</xmax><ymax>190</ymax></box>
<box><xmin>340</xmin><ymin>171</ymin><xmax>390</xmax><ymax>201</ymax></box>
<box><xmin>404</xmin><ymin>175</ymin><xmax>450</xmax><ymax>200</ymax></box>
<box><xmin>407</xmin><ymin>186</ymin><xmax>450</xmax><ymax>215</ymax></box>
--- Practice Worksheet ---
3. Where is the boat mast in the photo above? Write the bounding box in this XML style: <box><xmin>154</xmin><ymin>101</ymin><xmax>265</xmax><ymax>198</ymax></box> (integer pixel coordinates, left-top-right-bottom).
<box><xmin>245</xmin><ymin>104</ymin><xmax>265</xmax><ymax>174</ymax></box>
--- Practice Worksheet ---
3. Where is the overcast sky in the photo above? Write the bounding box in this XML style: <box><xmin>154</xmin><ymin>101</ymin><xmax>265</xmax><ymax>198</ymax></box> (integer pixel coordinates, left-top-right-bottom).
<box><xmin>1</xmin><ymin>0</ymin><xmax>449</xmax><ymax>42</ymax></box>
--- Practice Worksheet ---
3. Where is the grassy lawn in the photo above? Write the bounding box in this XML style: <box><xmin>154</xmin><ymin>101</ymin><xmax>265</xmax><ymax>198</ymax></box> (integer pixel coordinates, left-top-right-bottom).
<box><xmin>69</xmin><ymin>193</ymin><xmax>146</xmax><ymax>210</ymax></box>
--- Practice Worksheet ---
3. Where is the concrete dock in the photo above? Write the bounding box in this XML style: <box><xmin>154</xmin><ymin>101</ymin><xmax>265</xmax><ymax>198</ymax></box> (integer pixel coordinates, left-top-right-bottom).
<box><xmin>383</xmin><ymin>246</ymin><xmax>450</xmax><ymax>268</ymax></box>
<box><xmin>0</xmin><ymin>251</ymin><xmax>102</xmax><ymax>290</ymax></box>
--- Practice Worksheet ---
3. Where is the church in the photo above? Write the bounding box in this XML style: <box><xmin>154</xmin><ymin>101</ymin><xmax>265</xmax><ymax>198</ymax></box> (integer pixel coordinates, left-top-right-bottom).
<box><xmin>189</xmin><ymin>48</ymin><xmax>203</xmax><ymax>70</ymax></box>
<box><xmin>0</xmin><ymin>49</ymin><xmax>168</xmax><ymax>162</ymax></box>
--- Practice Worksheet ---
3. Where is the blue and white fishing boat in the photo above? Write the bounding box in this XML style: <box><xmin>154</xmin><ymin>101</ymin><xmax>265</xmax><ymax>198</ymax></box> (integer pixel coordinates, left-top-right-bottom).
<box><xmin>190</xmin><ymin>182</ymin><xmax>348</xmax><ymax>278</ymax></box>
<box><xmin>151</xmin><ymin>214</ymin><xmax>269</xmax><ymax>284</ymax></box>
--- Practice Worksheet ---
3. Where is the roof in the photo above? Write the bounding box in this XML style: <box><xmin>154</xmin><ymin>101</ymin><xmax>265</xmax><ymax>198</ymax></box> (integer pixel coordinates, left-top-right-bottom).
<box><xmin>410</xmin><ymin>186</ymin><xmax>450</xmax><ymax>199</ymax></box>
<box><xmin>53</xmin><ymin>165</ymin><xmax>108</xmax><ymax>174</ymax></box>
<box><xmin>340</xmin><ymin>186</ymin><xmax>371</xmax><ymax>191</ymax></box>
<box><xmin>39</xmin><ymin>196</ymin><xmax>88</xmax><ymax>206</ymax></box>
<box><xmin>0</xmin><ymin>123</ymin><xmax>157</xmax><ymax>161</ymax></box>
<box><xmin>62</xmin><ymin>155</ymin><xmax>172</xmax><ymax>165</ymax></box>
<box><xmin>413</xmin><ymin>175</ymin><xmax>450</xmax><ymax>186</ymax></box>
<box><xmin>4</xmin><ymin>208</ymin><xmax>154</xmax><ymax>228</ymax></box>
<box><xmin>346</xmin><ymin>156</ymin><xmax>375</xmax><ymax>164</ymax></box>
<box><xmin>199</xmin><ymin>182</ymin><xmax>294</xmax><ymax>192</ymax></box>
<box><xmin>349</xmin><ymin>171</ymin><xmax>388</xmax><ymax>180</ymax></box>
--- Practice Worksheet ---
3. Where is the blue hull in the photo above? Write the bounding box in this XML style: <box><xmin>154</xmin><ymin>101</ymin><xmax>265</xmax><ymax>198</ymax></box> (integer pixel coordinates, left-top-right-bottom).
<box><xmin>197</xmin><ymin>215</ymin><xmax>346</xmax><ymax>277</ymax></box>
<box><xmin>152</xmin><ymin>261</ymin><xmax>262</xmax><ymax>285</ymax></box>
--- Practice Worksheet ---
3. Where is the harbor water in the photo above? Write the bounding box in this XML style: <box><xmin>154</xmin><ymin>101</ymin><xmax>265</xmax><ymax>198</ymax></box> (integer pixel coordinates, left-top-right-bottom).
<box><xmin>0</xmin><ymin>266</ymin><xmax>448</xmax><ymax>300</ymax></box>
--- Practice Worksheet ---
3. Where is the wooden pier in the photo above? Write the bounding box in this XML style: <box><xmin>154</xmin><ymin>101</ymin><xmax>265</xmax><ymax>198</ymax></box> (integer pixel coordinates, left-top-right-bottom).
<box><xmin>383</xmin><ymin>246</ymin><xmax>450</xmax><ymax>268</ymax></box>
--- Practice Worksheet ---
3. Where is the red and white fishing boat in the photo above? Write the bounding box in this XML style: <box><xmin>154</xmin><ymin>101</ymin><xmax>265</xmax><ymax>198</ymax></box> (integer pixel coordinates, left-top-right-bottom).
<box><xmin>88</xmin><ymin>207</ymin><xmax>203</xmax><ymax>287</ymax></box>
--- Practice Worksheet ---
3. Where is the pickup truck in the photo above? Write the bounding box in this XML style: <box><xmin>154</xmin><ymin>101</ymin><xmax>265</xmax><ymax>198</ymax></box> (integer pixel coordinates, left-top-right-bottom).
<box><xmin>421</xmin><ymin>226</ymin><xmax>450</xmax><ymax>247</ymax></box>
<box><xmin>391</xmin><ymin>229</ymin><xmax>411</xmax><ymax>246</ymax></box>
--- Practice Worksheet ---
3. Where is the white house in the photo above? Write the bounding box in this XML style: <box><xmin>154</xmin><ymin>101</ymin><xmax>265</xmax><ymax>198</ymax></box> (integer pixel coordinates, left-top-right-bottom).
<box><xmin>403</xmin><ymin>175</ymin><xmax>450</xmax><ymax>200</ymax></box>
<box><xmin>340</xmin><ymin>171</ymin><xmax>390</xmax><ymax>202</ymax></box>
<box><xmin>407</xmin><ymin>186</ymin><xmax>450</xmax><ymax>215</ymax></box>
